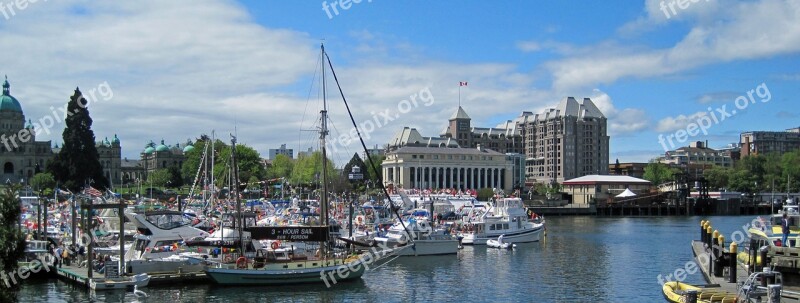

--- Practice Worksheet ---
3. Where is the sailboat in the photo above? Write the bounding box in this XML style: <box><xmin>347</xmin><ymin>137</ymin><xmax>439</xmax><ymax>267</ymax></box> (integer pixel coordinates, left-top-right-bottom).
<box><xmin>204</xmin><ymin>44</ymin><xmax>382</xmax><ymax>286</ymax></box>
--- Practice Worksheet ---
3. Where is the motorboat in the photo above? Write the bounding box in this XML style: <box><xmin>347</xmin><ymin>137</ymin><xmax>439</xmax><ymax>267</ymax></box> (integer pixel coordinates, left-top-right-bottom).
<box><xmin>486</xmin><ymin>234</ymin><xmax>515</xmax><ymax>249</ymax></box>
<box><xmin>459</xmin><ymin>197</ymin><xmax>545</xmax><ymax>245</ymax></box>
<box><xmin>373</xmin><ymin>209</ymin><xmax>459</xmax><ymax>256</ymax></box>
<box><xmin>122</xmin><ymin>210</ymin><xmax>209</xmax><ymax>274</ymax></box>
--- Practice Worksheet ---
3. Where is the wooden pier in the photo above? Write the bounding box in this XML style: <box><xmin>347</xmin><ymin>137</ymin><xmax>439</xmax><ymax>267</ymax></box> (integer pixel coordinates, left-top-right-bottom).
<box><xmin>55</xmin><ymin>264</ymin><xmax>210</xmax><ymax>288</ymax></box>
<box><xmin>691</xmin><ymin>219</ymin><xmax>800</xmax><ymax>302</ymax></box>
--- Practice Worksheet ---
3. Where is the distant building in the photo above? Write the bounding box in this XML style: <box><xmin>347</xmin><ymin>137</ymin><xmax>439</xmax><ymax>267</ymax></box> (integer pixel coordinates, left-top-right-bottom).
<box><xmin>516</xmin><ymin>97</ymin><xmax>609</xmax><ymax>184</ymax></box>
<box><xmin>656</xmin><ymin>141</ymin><xmax>734</xmax><ymax>177</ymax></box>
<box><xmin>608</xmin><ymin>161</ymin><xmax>648</xmax><ymax>179</ymax></box>
<box><xmin>362</xmin><ymin>144</ymin><xmax>385</xmax><ymax>161</ymax></box>
<box><xmin>740</xmin><ymin>127</ymin><xmax>800</xmax><ymax>157</ymax></box>
<box><xmin>562</xmin><ymin>175</ymin><xmax>652</xmax><ymax>204</ymax></box>
<box><xmin>388</xmin><ymin>127</ymin><xmax>458</xmax><ymax>151</ymax></box>
<box><xmin>0</xmin><ymin>78</ymin><xmax>127</xmax><ymax>187</ymax></box>
<box><xmin>139</xmin><ymin>139</ymin><xmax>192</xmax><ymax>179</ymax></box>
<box><xmin>381</xmin><ymin>145</ymin><xmax>513</xmax><ymax>191</ymax></box>
<box><xmin>297</xmin><ymin>147</ymin><xmax>314</xmax><ymax>158</ymax></box>
<box><xmin>268</xmin><ymin>143</ymin><xmax>293</xmax><ymax>159</ymax></box>
<box><xmin>506</xmin><ymin>153</ymin><xmax>526</xmax><ymax>190</ymax></box>
<box><xmin>439</xmin><ymin>106</ymin><xmax>524</xmax><ymax>154</ymax></box>
<box><xmin>0</xmin><ymin>77</ymin><xmax>55</xmax><ymax>183</ymax></box>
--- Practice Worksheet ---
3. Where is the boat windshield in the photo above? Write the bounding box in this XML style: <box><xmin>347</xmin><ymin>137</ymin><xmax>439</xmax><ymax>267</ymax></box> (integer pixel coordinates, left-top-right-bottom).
<box><xmin>145</xmin><ymin>213</ymin><xmax>190</xmax><ymax>230</ymax></box>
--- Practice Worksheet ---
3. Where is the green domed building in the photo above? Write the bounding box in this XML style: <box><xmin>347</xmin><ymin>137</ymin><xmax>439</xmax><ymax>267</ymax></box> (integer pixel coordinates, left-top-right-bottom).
<box><xmin>0</xmin><ymin>77</ymin><xmax>55</xmax><ymax>182</ymax></box>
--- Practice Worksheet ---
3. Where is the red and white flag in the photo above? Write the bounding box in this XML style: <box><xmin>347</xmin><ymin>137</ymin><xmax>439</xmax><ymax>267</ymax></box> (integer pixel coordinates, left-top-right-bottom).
<box><xmin>84</xmin><ymin>186</ymin><xmax>102</xmax><ymax>197</ymax></box>
<box><xmin>459</xmin><ymin>81</ymin><xmax>468</xmax><ymax>86</ymax></box>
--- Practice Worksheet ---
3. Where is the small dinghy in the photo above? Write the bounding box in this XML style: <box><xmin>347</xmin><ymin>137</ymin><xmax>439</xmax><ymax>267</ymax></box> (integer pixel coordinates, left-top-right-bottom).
<box><xmin>487</xmin><ymin>235</ymin><xmax>516</xmax><ymax>249</ymax></box>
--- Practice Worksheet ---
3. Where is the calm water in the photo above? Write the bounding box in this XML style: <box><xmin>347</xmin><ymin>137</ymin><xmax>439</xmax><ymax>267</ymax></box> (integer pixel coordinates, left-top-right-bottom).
<box><xmin>18</xmin><ymin>216</ymin><xmax>754</xmax><ymax>302</ymax></box>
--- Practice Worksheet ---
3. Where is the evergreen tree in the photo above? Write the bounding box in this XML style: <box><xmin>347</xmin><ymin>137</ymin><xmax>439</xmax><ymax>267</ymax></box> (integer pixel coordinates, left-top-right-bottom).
<box><xmin>0</xmin><ymin>186</ymin><xmax>26</xmax><ymax>302</ymax></box>
<box><xmin>46</xmin><ymin>88</ymin><xmax>108</xmax><ymax>191</ymax></box>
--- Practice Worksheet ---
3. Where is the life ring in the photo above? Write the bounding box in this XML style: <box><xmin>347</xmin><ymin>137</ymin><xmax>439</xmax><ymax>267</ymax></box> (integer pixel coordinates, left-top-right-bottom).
<box><xmin>223</xmin><ymin>254</ymin><xmax>234</xmax><ymax>263</ymax></box>
<box><xmin>357</xmin><ymin>216</ymin><xmax>363</xmax><ymax>224</ymax></box>
<box><xmin>271</xmin><ymin>241</ymin><xmax>280</xmax><ymax>250</ymax></box>
<box><xmin>236</xmin><ymin>257</ymin><xmax>247</xmax><ymax>269</ymax></box>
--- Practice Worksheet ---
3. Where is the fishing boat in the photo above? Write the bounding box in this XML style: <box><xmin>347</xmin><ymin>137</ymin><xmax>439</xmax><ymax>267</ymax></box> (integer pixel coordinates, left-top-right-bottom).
<box><xmin>205</xmin><ymin>44</ymin><xmax>383</xmax><ymax>286</ymax></box>
<box><xmin>459</xmin><ymin>197</ymin><xmax>545</xmax><ymax>245</ymax></box>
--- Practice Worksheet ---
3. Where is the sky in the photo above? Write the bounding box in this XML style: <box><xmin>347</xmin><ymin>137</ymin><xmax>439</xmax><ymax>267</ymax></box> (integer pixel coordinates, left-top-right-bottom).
<box><xmin>0</xmin><ymin>0</ymin><xmax>798</xmax><ymax>166</ymax></box>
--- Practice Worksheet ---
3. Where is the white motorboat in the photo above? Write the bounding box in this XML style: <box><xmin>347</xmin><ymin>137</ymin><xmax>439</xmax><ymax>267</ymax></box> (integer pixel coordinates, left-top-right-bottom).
<box><xmin>486</xmin><ymin>235</ymin><xmax>515</xmax><ymax>249</ymax></box>
<box><xmin>373</xmin><ymin>209</ymin><xmax>459</xmax><ymax>256</ymax></box>
<box><xmin>459</xmin><ymin>197</ymin><xmax>545</xmax><ymax>245</ymax></box>
<box><xmin>122</xmin><ymin>210</ymin><xmax>209</xmax><ymax>274</ymax></box>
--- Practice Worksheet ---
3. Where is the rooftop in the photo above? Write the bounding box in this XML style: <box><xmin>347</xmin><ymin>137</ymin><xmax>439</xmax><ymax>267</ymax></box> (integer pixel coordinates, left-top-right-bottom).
<box><xmin>391</xmin><ymin>146</ymin><xmax>504</xmax><ymax>156</ymax></box>
<box><xmin>562</xmin><ymin>174</ymin><xmax>651</xmax><ymax>185</ymax></box>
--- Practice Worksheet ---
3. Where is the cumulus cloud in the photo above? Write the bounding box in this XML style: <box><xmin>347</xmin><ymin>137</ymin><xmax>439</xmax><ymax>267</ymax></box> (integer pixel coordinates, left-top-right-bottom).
<box><xmin>548</xmin><ymin>0</ymin><xmax>800</xmax><ymax>91</ymax></box>
<box><xmin>589</xmin><ymin>89</ymin><xmax>649</xmax><ymax>135</ymax></box>
<box><xmin>655</xmin><ymin>111</ymin><xmax>708</xmax><ymax>132</ymax></box>
<box><xmin>0</xmin><ymin>0</ymin><xmax>553</xmax><ymax>165</ymax></box>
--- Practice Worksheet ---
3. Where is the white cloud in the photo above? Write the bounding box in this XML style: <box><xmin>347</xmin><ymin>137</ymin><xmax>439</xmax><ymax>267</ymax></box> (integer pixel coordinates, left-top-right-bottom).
<box><xmin>0</xmin><ymin>0</ymin><xmax>556</xmax><ymax>166</ymax></box>
<box><xmin>655</xmin><ymin>111</ymin><xmax>708</xmax><ymax>132</ymax></box>
<box><xmin>589</xmin><ymin>89</ymin><xmax>649</xmax><ymax>135</ymax></box>
<box><xmin>548</xmin><ymin>0</ymin><xmax>800</xmax><ymax>90</ymax></box>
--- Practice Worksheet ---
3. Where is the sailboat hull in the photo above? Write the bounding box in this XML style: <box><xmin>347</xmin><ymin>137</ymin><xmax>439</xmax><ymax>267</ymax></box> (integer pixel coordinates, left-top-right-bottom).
<box><xmin>205</xmin><ymin>261</ymin><xmax>366</xmax><ymax>285</ymax></box>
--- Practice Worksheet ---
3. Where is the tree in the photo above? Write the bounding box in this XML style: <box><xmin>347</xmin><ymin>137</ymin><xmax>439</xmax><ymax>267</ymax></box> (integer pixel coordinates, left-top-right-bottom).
<box><xmin>703</xmin><ymin>166</ymin><xmax>731</xmax><ymax>190</ymax></box>
<box><xmin>643</xmin><ymin>162</ymin><xmax>678</xmax><ymax>186</ymax></box>
<box><xmin>29</xmin><ymin>172</ymin><xmax>56</xmax><ymax>196</ymax></box>
<box><xmin>46</xmin><ymin>88</ymin><xmax>108</xmax><ymax>192</ymax></box>
<box><xmin>0</xmin><ymin>186</ymin><xmax>26</xmax><ymax>302</ymax></box>
<box><xmin>290</xmin><ymin>151</ymin><xmax>336</xmax><ymax>186</ymax></box>
<box><xmin>364</xmin><ymin>154</ymin><xmax>385</xmax><ymax>184</ymax></box>
<box><xmin>148</xmin><ymin>169</ymin><xmax>172</xmax><ymax>188</ymax></box>
<box><xmin>216</xmin><ymin>143</ymin><xmax>265</xmax><ymax>187</ymax></box>
<box><xmin>267</xmin><ymin>154</ymin><xmax>294</xmax><ymax>179</ymax></box>
<box><xmin>167</xmin><ymin>166</ymin><xmax>183</xmax><ymax>188</ymax></box>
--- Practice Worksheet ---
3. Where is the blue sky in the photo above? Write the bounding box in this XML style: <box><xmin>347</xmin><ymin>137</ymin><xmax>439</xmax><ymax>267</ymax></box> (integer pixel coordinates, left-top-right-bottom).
<box><xmin>0</xmin><ymin>0</ymin><xmax>798</xmax><ymax>165</ymax></box>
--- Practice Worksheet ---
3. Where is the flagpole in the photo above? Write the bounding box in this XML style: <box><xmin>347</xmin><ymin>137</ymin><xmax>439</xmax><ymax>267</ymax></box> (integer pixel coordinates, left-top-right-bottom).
<box><xmin>458</xmin><ymin>84</ymin><xmax>461</xmax><ymax>107</ymax></box>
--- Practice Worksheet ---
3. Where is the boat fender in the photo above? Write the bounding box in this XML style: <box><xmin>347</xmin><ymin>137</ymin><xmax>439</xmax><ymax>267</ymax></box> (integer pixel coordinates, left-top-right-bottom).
<box><xmin>271</xmin><ymin>241</ymin><xmax>280</xmax><ymax>250</ymax></box>
<box><xmin>236</xmin><ymin>257</ymin><xmax>247</xmax><ymax>269</ymax></box>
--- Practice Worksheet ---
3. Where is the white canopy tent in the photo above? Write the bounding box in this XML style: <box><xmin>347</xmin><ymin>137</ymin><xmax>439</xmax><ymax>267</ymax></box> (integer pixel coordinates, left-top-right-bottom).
<box><xmin>616</xmin><ymin>188</ymin><xmax>637</xmax><ymax>198</ymax></box>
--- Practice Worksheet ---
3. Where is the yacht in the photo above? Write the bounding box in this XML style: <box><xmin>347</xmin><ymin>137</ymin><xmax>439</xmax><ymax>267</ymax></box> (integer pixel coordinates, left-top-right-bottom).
<box><xmin>122</xmin><ymin>210</ymin><xmax>209</xmax><ymax>274</ymax></box>
<box><xmin>458</xmin><ymin>197</ymin><xmax>545</xmax><ymax>245</ymax></box>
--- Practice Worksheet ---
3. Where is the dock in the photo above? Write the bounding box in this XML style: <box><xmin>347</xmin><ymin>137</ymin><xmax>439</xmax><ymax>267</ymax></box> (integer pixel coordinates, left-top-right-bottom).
<box><xmin>691</xmin><ymin>219</ymin><xmax>800</xmax><ymax>302</ymax></box>
<box><xmin>55</xmin><ymin>264</ymin><xmax>210</xmax><ymax>288</ymax></box>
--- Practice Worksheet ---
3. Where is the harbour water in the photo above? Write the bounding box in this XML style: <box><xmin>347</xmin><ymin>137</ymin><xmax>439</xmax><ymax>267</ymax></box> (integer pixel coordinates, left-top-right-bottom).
<box><xmin>18</xmin><ymin>215</ymin><xmax>755</xmax><ymax>302</ymax></box>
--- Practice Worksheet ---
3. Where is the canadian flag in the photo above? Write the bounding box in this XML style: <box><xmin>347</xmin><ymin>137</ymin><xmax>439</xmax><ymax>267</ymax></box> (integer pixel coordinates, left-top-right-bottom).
<box><xmin>459</xmin><ymin>81</ymin><xmax>468</xmax><ymax>86</ymax></box>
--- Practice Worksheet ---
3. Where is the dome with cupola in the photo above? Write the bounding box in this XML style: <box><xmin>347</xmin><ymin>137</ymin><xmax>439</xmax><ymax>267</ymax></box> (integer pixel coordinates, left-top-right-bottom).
<box><xmin>143</xmin><ymin>141</ymin><xmax>156</xmax><ymax>154</ymax></box>
<box><xmin>0</xmin><ymin>76</ymin><xmax>23</xmax><ymax>113</ymax></box>
<box><xmin>155</xmin><ymin>140</ymin><xmax>169</xmax><ymax>152</ymax></box>
<box><xmin>111</xmin><ymin>134</ymin><xmax>120</xmax><ymax>145</ymax></box>
<box><xmin>183</xmin><ymin>142</ymin><xmax>195</xmax><ymax>153</ymax></box>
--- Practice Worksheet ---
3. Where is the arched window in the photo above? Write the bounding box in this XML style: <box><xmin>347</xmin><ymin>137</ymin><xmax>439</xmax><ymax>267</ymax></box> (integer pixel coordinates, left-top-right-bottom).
<box><xmin>4</xmin><ymin>162</ymin><xmax>13</xmax><ymax>174</ymax></box>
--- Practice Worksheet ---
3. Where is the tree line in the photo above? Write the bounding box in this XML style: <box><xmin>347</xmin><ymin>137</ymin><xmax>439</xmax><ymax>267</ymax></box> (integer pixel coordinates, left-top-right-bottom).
<box><xmin>641</xmin><ymin>149</ymin><xmax>800</xmax><ymax>194</ymax></box>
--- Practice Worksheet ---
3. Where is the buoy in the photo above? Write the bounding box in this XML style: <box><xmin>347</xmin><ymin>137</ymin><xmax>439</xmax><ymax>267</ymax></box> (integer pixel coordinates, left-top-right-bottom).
<box><xmin>271</xmin><ymin>241</ymin><xmax>279</xmax><ymax>250</ymax></box>
<box><xmin>236</xmin><ymin>257</ymin><xmax>247</xmax><ymax>269</ymax></box>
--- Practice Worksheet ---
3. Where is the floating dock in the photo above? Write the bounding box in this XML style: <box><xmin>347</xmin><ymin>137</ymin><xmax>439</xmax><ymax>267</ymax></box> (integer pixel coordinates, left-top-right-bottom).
<box><xmin>55</xmin><ymin>265</ymin><xmax>210</xmax><ymax>288</ymax></box>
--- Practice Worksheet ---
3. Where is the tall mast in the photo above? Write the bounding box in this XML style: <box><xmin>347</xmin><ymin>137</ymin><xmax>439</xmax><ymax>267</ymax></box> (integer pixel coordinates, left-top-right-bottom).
<box><xmin>320</xmin><ymin>43</ymin><xmax>330</xmax><ymax>254</ymax></box>
<box><xmin>231</xmin><ymin>134</ymin><xmax>244</xmax><ymax>254</ymax></box>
